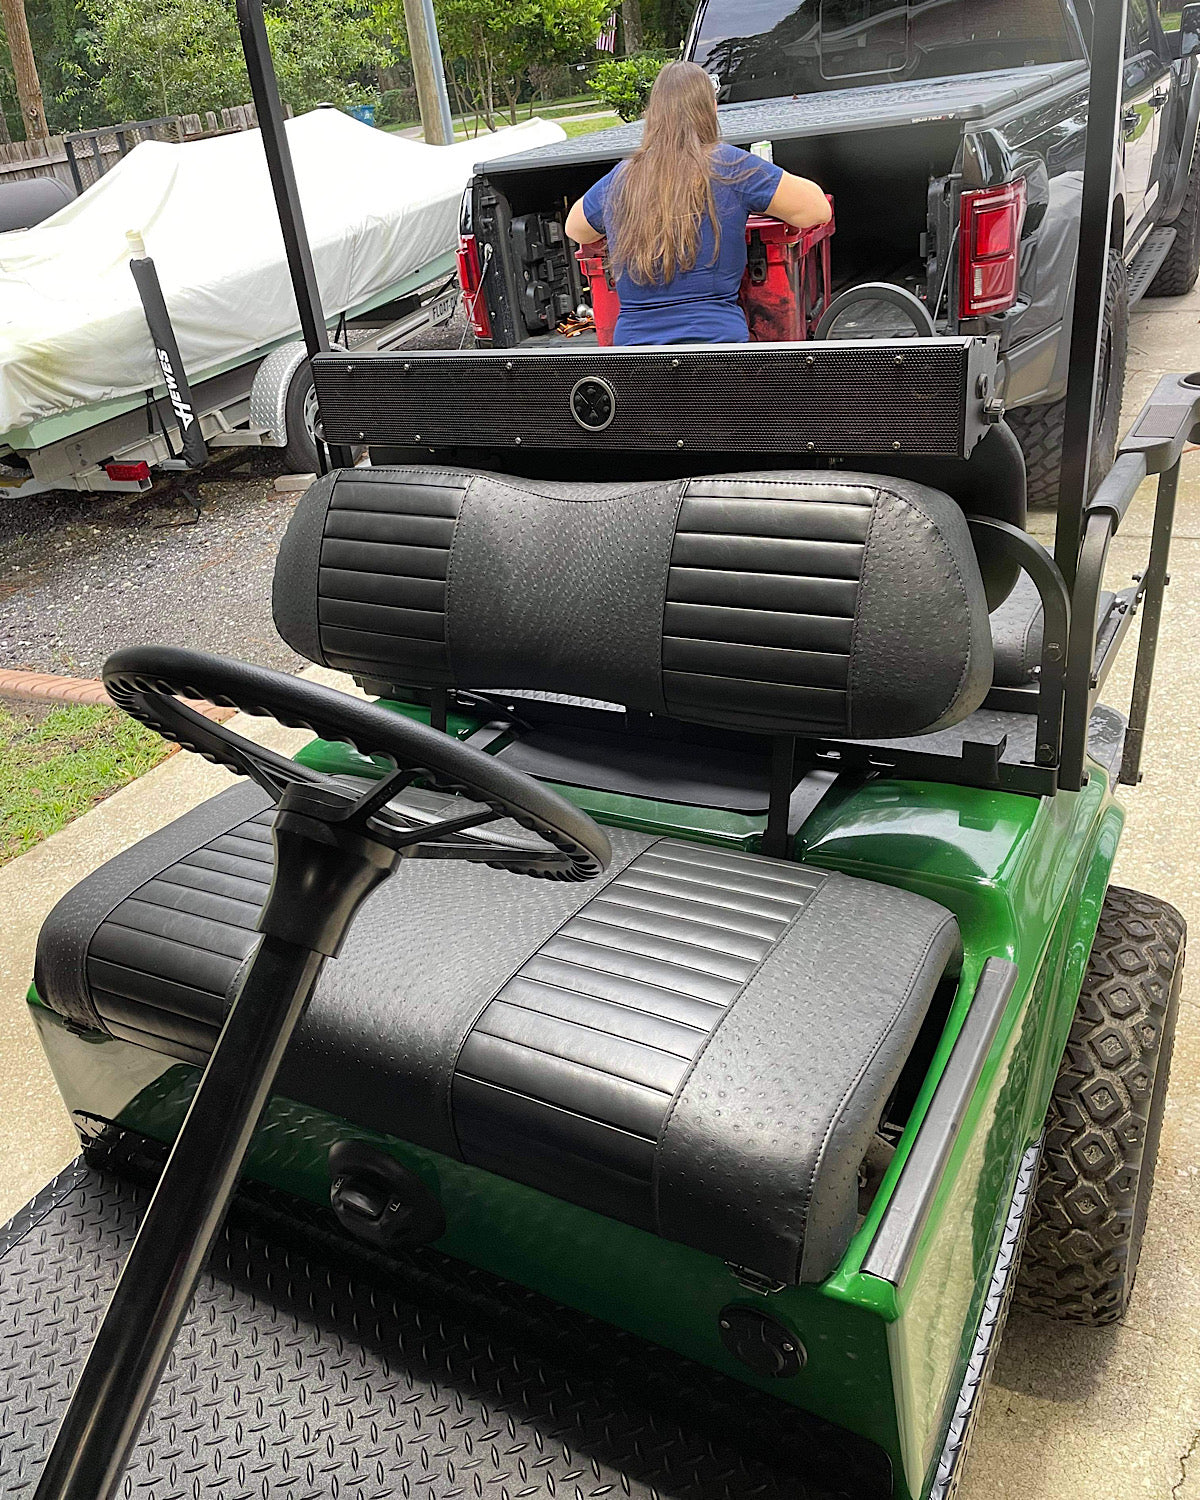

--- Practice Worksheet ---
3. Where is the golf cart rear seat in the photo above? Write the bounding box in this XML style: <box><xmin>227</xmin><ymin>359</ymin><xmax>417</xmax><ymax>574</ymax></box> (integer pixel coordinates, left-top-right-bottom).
<box><xmin>36</xmin><ymin>466</ymin><xmax>993</xmax><ymax>1285</ymax></box>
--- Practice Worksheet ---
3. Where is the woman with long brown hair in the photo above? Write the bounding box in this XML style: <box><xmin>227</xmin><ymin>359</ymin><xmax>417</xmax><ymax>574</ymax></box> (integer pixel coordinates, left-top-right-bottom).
<box><xmin>565</xmin><ymin>61</ymin><xmax>830</xmax><ymax>345</ymax></box>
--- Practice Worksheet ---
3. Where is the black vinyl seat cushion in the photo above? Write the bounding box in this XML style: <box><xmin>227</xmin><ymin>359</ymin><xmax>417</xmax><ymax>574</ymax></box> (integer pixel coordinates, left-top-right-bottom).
<box><xmin>36</xmin><ymin>782</ymin><xmax>960</xmax><ymax>1285</ymax></box>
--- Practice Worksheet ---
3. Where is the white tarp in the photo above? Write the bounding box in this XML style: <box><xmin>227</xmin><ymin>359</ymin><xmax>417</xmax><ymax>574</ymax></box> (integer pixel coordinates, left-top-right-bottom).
<box><xmin>0</xmin><ymin>109</ymin><xmax>564</xmax><ymax>438</ymax></box>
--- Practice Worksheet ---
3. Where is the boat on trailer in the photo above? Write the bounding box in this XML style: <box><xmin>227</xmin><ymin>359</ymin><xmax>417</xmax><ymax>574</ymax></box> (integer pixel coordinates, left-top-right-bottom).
<box><xmin>0</xmin><ymin>110</ymin><xmax>563</xmax><ymax>497</ymax></box>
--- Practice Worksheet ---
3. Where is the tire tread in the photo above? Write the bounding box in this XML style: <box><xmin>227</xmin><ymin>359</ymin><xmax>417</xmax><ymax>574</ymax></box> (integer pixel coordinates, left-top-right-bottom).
<box><xmin>1147</xmin><ymin>148</ymin><xmax>1200</xmax><ymax>297</ymax></box>
<box><xmin>1016</xmin><ymin>886</ymin><xmax>1185</xmax><ymax>1324</ymax></box>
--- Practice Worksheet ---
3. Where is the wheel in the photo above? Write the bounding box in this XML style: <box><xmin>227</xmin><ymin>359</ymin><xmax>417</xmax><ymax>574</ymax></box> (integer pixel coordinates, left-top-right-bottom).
<box><xmin>282</xmin><ymin>360</ymin><xmax>320</xmax><ymax>474</ymax></box>
<box><xmin>1147</xmin><ymin>145</ymin><xmax>1200</xmax><ymax>296</ymax></box>
<box><xmin>1006</xmin><ymin>249</ymin><xmax>1129</xmax><ymax>509</ymax></box>
<box><xmin>1016</xmin><ymin>886</ymin><xmax>1185</xmax><ymax>1324</ymax></box>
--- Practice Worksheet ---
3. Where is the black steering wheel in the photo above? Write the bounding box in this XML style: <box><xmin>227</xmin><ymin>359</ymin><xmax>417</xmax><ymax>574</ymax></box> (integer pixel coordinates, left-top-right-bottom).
<box><xmin>103</xmin><ymin>646</ymin><xmax>611</xmax><ymax>882</ymax></box>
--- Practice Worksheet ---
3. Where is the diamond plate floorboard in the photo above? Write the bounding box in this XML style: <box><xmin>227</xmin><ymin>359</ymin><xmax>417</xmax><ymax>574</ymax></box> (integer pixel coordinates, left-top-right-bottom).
<box><xmin>0</xmin><ymin>1158</ymin><xmax>892</xmax><ymax>1499</ymax></box>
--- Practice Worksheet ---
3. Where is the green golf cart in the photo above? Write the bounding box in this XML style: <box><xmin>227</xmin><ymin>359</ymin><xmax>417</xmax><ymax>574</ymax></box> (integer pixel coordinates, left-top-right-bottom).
<box><xmin>3</xmin><ymin>4</ymin><xmax>1196</xmax><ymax>1499</ymax></box>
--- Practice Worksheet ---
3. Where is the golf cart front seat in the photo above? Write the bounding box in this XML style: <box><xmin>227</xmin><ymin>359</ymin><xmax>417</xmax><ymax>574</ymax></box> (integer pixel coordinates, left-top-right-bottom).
<box><xmin>36</xmin><ymin>468</ymin><xmax>994</xmax><ymax>1286</ymax></box>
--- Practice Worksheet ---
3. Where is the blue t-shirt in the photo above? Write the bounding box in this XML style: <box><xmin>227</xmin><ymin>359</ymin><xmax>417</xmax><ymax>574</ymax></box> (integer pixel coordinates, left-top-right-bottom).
<box><xmin>581</xmin><ymin>142</ymin><xmax>784</xmax><ymax>346</ymax></box>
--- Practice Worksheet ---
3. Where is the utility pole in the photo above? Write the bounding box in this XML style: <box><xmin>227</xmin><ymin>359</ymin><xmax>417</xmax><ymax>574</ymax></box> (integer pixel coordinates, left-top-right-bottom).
<box><xmin>401</xmin><ymin>0</ymin><xmax>454</xmax><ymax>146</ymax></box>
<box><xmin>0</xmin><ymin>0</ymin><xmax>48</xmax><ymax>141</ymax></box>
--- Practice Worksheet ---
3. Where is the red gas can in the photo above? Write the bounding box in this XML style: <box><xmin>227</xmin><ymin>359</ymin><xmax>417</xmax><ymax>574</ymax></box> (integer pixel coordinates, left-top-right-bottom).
<box><xmin>575</xmin><ymin>199</ymin><xmax>834</xmax><ymax>346</ymax></box>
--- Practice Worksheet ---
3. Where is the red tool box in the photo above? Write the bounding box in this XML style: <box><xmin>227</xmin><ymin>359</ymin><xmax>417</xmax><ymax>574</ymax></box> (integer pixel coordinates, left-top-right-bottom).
<box><xmin>576</xmin><ymin>201</ymin><xmax>834</xmax><ymax>346</ymax></box>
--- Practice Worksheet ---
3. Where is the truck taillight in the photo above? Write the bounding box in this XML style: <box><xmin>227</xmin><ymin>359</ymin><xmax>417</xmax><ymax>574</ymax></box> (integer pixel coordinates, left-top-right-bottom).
<box><xmin>456</xmin><ymin>233</ymin><xmax>492</xmax><ymax>339</ymax></box>
<box><xmin>959</xmin><ymin>180</ymin><xmax>1027</xmax><ymax>317</ymax></box>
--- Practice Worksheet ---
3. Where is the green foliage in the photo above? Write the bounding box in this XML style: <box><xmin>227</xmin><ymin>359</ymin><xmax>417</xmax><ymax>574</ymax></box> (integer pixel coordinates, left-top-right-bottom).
<box><xmin>77</xmin><ymin>0</ymin><xmax>385</xmax><ymax>124</ymax></box>
<box><xmin>81</xmin><ymin>0</ymin><xmax>242</xmax><ymax>120</ymax></box>
<box><xmin>377</xmin><ymin>0</ymin><xmax>608</xmax><ymax>129</ymax></box>
<box><xmin>591</xmin><ymin>52</ymin><xmax>666</xmax><ymax>122</ymax></box>
<box><xmin>0</xmin><ymin>0</ymin><xmax>107</xmax><ymax>140</ymax></box>
<box><xmin>640</xmin><ymin>0</ymin><xmax>692</xmax><ymax>49</ymax></box>
<box><xmin>266</xmin><ymin>0</ymin><xmax>387</xmax><ymax>111</ymax></box>
<box><xmin>376</xmin><ymin>86</ymin><xmax>414</xmax><ymax>129</ymax></box>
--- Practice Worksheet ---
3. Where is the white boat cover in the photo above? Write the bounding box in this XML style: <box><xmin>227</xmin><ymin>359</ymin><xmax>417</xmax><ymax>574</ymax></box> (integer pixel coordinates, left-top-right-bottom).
<box><xmin>0</xmin><ymin>110</ymin><xmax>564</xmax><ymax>439</ymax></box>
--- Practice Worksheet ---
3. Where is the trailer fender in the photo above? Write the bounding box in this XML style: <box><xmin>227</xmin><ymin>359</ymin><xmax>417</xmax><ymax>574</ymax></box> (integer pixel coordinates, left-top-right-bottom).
<box><xmin>249</xmin><ymin>341</ymin><xmax>309</xmax><ymax>447</ymax></box>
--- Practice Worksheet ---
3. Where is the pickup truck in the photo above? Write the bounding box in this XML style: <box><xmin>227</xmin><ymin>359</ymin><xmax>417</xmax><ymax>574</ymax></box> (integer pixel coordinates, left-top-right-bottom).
<box><xmin>456</xmin><ymin>0</ymin><xmax>1200</xmax><ymax>504</ymax></box>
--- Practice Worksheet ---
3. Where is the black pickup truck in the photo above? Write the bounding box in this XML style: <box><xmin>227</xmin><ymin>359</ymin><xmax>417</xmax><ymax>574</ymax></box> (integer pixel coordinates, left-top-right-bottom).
<box><xmin>457</xmin><ymin>0</ymin><xmax>1200</xmax><ymax>503</ymax></box>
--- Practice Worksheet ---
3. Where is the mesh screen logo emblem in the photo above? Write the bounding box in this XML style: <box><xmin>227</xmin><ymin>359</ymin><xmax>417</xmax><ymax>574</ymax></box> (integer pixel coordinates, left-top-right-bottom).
<box><xmin>570</xmin><ymin>376</ymin><xmax>616</xmax><ymax>432</ymax></box>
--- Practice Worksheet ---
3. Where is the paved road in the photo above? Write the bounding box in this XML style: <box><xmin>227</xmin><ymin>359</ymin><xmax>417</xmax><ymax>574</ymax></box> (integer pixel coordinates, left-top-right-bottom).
<box><xmin>0</xmin><ymin>311</ymin><xmax>469</xmax><ymax>679</ymax></box>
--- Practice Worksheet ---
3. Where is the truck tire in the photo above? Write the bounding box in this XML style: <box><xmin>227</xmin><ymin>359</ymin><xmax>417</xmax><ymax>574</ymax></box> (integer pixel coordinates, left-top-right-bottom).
<box><xmin>1007</xmin><ymin>250</ymin><xmax>1129</xmax><ymax>508</ymax></box>
<box><xmin>1147</xmin><ymin>147</ymin><xmax>1200</xmax><ymax>297</ymax></box>
<box><xmin>1016</xmin><ymin>886</ymin><xmax>1185</xmax><ymax>1325</ymax></box>
<box><xmin>282</xmin><ymin>361</ymin><xmax>321</xmax><ymax>475</ymax></box>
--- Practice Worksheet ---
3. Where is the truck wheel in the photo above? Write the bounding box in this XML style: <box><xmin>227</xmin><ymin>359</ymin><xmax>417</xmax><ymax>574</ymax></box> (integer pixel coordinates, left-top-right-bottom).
<box><xmin>1007</xmin><ymin>250</ymin><xmax>1129</xmax><ymax>508</ymax></box>
<box><xmin>1147</xmin><ymin>148</ymin><xmax>1200</xmax><ymax>297</ymax></box>
<box><xmin>282</xmin><ymin>361</ymin><xmax>321</xmax><ymax>474</ymax></box>
<box><xmin>1016</xmin><ymin>886</ymin><xmax>1185</xmax><ymax>1325</ymax></box>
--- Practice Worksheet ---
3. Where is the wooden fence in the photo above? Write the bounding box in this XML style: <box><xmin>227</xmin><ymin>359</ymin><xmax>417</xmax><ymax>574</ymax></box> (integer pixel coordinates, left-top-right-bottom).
<box><xmin>0</xmin><ymin>104</ymin><xmax>272</xmax><ymax>189</ymax></box>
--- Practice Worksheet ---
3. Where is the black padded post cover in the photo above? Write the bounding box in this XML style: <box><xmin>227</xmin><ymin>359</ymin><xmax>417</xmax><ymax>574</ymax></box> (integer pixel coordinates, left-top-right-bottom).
<box><xmin>990</xmin><ymin>571</ymin><xmax>1118</xmax><ymax>687</ymax></box>
<box><xmin>857</xmin><ymin>421</ymin><xmax>1027</xmax><ymax>610</ymax></box>
<box><xmin>274</xmin><ymin>466</ymin><xmax>993</xmax><ymax>739</ymax></box>
<box><xmin>35</xmin><ymin>792</ymin><xmax>960</xmax><ymax>1285</ymax></box>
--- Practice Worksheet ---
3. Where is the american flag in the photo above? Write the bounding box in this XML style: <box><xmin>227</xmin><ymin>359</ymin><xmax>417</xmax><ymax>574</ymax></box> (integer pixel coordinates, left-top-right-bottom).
<box><xmin>596</xmin><ymin>10</ymin><xmax>617</xmax><ymax>51</ymax></box>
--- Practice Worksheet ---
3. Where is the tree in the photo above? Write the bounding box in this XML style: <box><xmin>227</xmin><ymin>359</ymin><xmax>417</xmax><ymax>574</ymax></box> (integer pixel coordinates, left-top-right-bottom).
<box><xmin>0</xmin><ymin>0</ymin><xmax>49</xmax><ymax>138</ymax></box>
<box><xmin>378</xmin><ymin>0</ymin><xmax>607</xmax><ymax>131</ymax></box>
<box><xmin>641</xmin><ymin>0</ymin><xmax>691</xmax><ymax>49</ymax></box>
<box><xmin>620</xmin><ymin>0</ymin><xmax>642</xmax><ymax>54</ymax></box>
<box><xmin>80</xmin><ymin>0</ymin><xmax>386</xmax><ymax>123</ymax></box>
<box><xmin>268</xmin><ymin>0</ymin><xmax>388</xmax><ymax>112</ymax></box>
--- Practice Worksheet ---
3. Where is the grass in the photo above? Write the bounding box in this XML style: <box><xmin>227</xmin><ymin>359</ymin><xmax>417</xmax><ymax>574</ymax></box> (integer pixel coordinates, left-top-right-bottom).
<box><xmin>557</xmin><ymin>112</ymin><xmax>622</xmax><ymax>138</ymax></box>
<box><xmin>446</xmin><ymin>110</ymin><xmax>618</xmax><ymax>143</ymax></box>
<box><xmin>535</xmin><ymin>99</ymin><xmax>603</xmax><ymax>119</ymax></box>
<box><xmin>0</xmin><ymin>701</ymin><xmax>170</xmax><ymax>865</ymax></box>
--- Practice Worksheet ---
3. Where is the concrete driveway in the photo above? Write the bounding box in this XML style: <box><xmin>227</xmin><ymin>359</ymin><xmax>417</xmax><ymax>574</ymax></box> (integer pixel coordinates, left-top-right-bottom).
<box><xmin>960</xmin><ymin>283</ymin><xmax>1200</xmax><ymax>1500</ymax></box>
<box><xmin>0</xmin><ymin>287</ymin><xmax>1197</xmax><ymax>1498</ymax></box>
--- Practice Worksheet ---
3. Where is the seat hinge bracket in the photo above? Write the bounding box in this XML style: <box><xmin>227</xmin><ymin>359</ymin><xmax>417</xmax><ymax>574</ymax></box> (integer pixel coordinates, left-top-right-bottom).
<box><xmin>725</xmin><ymin>1263</ymin><xmax>787</xmax><ymax>1295</ymax></box>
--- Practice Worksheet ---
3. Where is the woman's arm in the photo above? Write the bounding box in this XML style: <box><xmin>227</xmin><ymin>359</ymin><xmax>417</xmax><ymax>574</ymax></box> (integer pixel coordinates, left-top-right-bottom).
<box><xmin>565</xmin><ymin>197</ymin><xmax>604</xmax><ymax>244</ymax></box>
<box><xmin>765</xmin><ymin>171</ymin><xmax>833</xmax><ymax>230</ymax></box>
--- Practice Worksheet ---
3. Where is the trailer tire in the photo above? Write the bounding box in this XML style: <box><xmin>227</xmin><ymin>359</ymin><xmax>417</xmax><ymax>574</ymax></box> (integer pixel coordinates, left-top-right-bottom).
<box><xmin>1007</xmin><ymin>250</ymin><xmax>1129</xmax><ymax>508</ymax></box>
<box><xmin>282</xmin><ymin>361</ymin><xmax>321</xmax><ymax>475</ymax></box>
<box><xmin>1016</xmin><ymin>886</ymin><xmax>1185</xmax><ymax>1325</ymax></box>
<box><xmin>1147</xmin><ymin>146</ymin><xmax>1200</xmax><ymax>297</ymax></box>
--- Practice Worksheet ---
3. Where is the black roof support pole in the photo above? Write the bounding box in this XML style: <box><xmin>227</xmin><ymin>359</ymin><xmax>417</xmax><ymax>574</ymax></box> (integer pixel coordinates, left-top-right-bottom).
<box><xmin>234</xmin><ymin>0</ymin><xmax>352</xmax><ymax>470</ymax></box>
<box><xmin>1055</xmin><ymin>0</ymin><xmax>1128</xmax><ymax>588</ymax></box>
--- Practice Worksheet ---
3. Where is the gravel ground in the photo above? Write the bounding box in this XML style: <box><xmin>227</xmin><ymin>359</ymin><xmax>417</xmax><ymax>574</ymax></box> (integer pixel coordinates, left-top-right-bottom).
<box><xmin>0</xmin><ymin>311</ymin><xmax>471</xmax><ymax>679</ymax></box>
